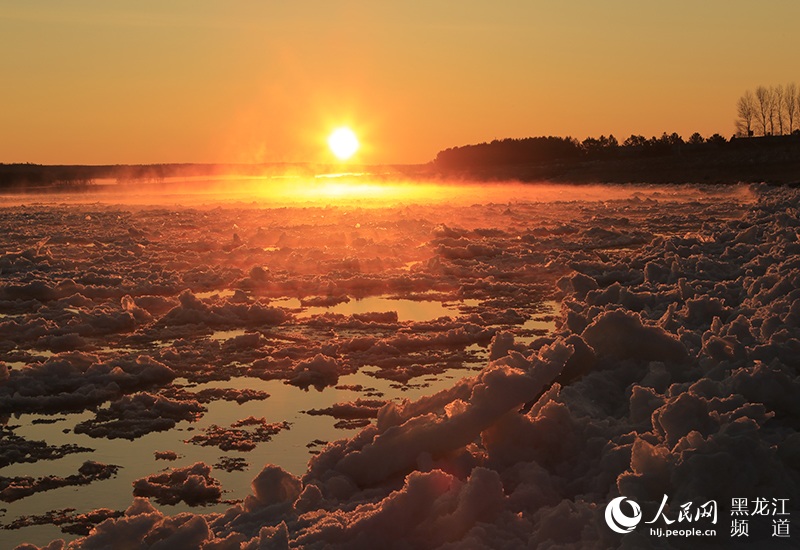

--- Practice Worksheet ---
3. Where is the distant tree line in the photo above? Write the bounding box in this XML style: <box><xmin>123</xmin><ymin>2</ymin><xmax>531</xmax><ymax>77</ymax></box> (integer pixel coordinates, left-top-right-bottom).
<box><xmin>433</xmin><ymin>131</ymin><xmax>731</xmax><ymax>170</ymax></box>
<box><xmin>0</xmin><ymin>163</ymin><xmax>189</xmax><ymax>188</ymax></box>
<box><xmin>433</xmin><ymin>137</ymin><xmax>581</xmax><ymax>169</ymax></box>
<box><xmin>736</xmin><ymin>83</ymin><xmax>800</xmax><ymax>137</ymax></box>
<box><xmin>0</xmin><ymin>162</ymin><xmax>318</xmax><ymax>189</ymax></box>
<box><xmin>0</xmin><ymin>163</ymin><xmax>102</xmax><ymax>189</ymax></box>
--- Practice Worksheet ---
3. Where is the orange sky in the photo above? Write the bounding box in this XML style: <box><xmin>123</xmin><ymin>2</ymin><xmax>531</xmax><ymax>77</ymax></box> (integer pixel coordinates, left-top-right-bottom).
<box><xmin>2</xmin><ymin>2</ymin><xmax>799</xmax><ymax>165</ymax></box>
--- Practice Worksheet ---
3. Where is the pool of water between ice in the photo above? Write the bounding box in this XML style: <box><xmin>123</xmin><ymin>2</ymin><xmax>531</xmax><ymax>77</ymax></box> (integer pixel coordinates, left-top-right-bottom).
<box><xmin>2</xmin><ymin>297</ymin><xmax>556</xmax><ymax>548</ymax></box>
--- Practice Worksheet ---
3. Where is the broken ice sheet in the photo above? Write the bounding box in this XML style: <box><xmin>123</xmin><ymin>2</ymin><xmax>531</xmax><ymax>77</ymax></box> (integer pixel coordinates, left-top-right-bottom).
<box><xmin>0</xmin><ymin>461</ymin><xmax>120</xmax><ymax>503</ymax></box>
<box><xmin>185</xmin><ymin>417</ymin><xmax>291</xmax><ymax>452</ymax></box>
<box><xmin>0</xmin><ymin>183</ymin><xmax>767</xmax><ymax>548</ymax></box>
<box><xmin>0</xmin><ymin>428</ymin><xmax>93</xmax><ymax>469</ymax></box>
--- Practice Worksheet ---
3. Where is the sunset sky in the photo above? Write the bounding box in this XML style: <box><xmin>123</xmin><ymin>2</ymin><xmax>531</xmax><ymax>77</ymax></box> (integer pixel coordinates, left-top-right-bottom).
<box><xmin>2</xmin><ymin>2</ymin><xmax>800</xmax><ymax>165</ymax></box>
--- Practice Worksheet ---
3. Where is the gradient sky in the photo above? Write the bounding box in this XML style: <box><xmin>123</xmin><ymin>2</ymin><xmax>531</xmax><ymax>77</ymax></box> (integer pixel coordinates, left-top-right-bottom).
<box><xmin>2</xmin><ymin>2</ymin><xmax>800</xmax><ymax>165</ymax></box>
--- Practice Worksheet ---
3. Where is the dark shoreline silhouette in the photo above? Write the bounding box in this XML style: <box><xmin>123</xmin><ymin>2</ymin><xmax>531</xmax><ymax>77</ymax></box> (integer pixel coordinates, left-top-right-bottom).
<box><xmin>3</xmin><ymin>133</ymin><xmax>800</xmax><ymax>191</ymax></box>
<box><xmin>0</xmin><ymin>163</ymin><xmax>316</xmax><ymax>192</ymax></box>
<box><xmin>432</xmin><ymin>133</ymin><xmax>800</xmax><ymax>185</ymax></box>
<box><xmin>0</xmin><ymin>162</ymin><xmax>431</xmax><ymax>192</ymax></box>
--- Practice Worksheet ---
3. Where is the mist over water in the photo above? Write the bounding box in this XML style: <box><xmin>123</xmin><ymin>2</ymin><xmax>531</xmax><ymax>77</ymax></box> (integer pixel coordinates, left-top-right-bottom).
<box><xmin>0</xmin><ymin>175</ymin><xmax>754</xmax><ymax>208</ymax></box>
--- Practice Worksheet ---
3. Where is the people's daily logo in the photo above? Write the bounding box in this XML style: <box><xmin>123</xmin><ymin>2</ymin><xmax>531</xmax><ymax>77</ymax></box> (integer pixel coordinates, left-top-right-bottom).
<box><xmin>605</xmin><ymin>496</ymin><xmax>642</xmax><ymax>534</ymax></box>
<box><xmin>604</xmin><ymin>495</ymin><xmax>791</xmax><ymax>540</ymax></box>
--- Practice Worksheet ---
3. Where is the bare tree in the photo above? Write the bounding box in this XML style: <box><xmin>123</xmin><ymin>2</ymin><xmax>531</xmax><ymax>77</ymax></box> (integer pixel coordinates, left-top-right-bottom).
<box><xmin>767</xmin><ymin>86</ymin><xmax>780</xmax><ymax>135</ymax></box>
<box><xmin>788</xmin><ymin>82</ymin><xmax>800</xmax><ymax>134</ymax></box>
<box><xmin>794</xmin><ymin>86</ymin><xmax>800</xmax><ymax>136</ymax></box>
<box><xmin>736</xmin><ymin>90</ymin><xmax>756</xmax><ymax>137</ymax></box>
<box><xmin>774</xmin><ymin>85</ymin><xmax>785</xmax><ymax>135</ymax></box>
<box><xmin>755</xmin><ymin>86</ymin><xmax>771</xmax><ymax>135</ymax></box>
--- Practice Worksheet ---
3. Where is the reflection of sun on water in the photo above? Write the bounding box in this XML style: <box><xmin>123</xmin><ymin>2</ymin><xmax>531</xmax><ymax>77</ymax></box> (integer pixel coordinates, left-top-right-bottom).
<box><xmin>2</xmin><ymin>177</ymin><xmax>736</xmax><ymax>210</ymax></box>
<box><xmin>282</xmin><ymin>179</ymin><xmax>447</xmax><ymax>205</ymax></box>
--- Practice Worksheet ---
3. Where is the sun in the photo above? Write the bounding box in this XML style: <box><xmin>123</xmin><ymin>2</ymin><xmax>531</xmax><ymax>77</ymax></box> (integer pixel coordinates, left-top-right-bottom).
<box><xmin>327</xmin><ymin>127</ymin><xmax>360</xmax><ymax>161</ymax></box>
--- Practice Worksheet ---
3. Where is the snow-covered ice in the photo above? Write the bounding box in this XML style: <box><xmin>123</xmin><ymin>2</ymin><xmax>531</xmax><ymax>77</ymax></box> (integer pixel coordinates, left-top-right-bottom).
<box><xmin>2</xmin><ymin>181</ymin><xmax>796</xmax><ymax>548</ymax></box>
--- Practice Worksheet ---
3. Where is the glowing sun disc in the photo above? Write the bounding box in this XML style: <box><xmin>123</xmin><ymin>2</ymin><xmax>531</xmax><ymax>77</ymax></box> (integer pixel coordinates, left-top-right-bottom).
<box><xmin>328</xmin><ymin>127</ymin><xmax>360</xmax><ymax>160</ymax></box>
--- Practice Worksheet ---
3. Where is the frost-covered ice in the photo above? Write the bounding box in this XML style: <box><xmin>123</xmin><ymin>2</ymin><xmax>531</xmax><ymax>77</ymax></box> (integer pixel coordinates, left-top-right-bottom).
<box><xmin>186</xmin><ymin>417</ymin><xmax>291</xmax><ymax>452</ymax></box>
<box><xmin>3</xmin><ymin>182</ymin><xmax>797</xmax><ymax>548</ymax></box>
<box><xmin>1</xmin><ymin>461</ymin><xmax>119</xmax><ymax>503</ymax></box>
<box><xmin>132</xmin><ymin>462</ymin><xmax>222</xmax><ymax>506</ymax></box>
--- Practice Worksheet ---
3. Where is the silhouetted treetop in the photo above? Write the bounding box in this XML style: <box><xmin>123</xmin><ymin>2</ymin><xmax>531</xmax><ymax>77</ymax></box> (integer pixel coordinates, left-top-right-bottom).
<box><xmin>431</xmin><ymin>129</ymin><xmax>800</xmax><ymax>183</ymax></box>
<box><xmin>433</xmin><ymin>131</ymin><xmax>728</xmax><ymax>171</ymax></box>
<box><xmin>434</xmin><ymin>136</ymin><xmax>581</xmax><ymax>169</ymax></box>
